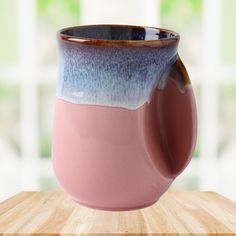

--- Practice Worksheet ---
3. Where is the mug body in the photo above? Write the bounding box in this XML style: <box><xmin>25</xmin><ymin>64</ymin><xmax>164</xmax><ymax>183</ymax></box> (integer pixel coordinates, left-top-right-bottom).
<box><xmin>52</xmin><ymin>25</ymin><xmax>197</xmax><ymax>210</ymax></box>
<box><xmin>53</xmin><ymin>98</ymin><xmax>172</xmax><ymax>210</ymax></box>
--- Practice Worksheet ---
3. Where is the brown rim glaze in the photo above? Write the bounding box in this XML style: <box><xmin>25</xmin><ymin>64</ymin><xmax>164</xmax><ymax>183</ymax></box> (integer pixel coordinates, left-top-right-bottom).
<box><xmin>58</xmin><ymin>24</ymin><xmax>180</xmax><ymax>47</ymax></box>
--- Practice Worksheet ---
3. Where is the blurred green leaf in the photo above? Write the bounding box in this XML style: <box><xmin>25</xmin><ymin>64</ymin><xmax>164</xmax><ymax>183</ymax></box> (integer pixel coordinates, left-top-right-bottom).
<box><xmin>0</xmin><ymin>85</ymin><xmax>20</xmax><ymax>155</ymax></box>
<box><xmin>220</xmin><ymin>85</ymin><xmax>236</xmax><ymax>100</ymax></box>
<box><xmin>0</xmin><ymin>85</ymin><xmax>19</xmax><ymax>100</ymax></box>
<box><xmin>221</xmin><ymin>0</ymin><xmax>236</xmax><ymax>64</ymax></box>
<box><xmin>193</xmin><ymin>139</ymin><xmax>200</xmax><ymax>158</ymax></box>
<box><xmin>161</xmin><ymin>0</ymin><xmax>201</xmax><ymax>29</ymax></box>
<box><xmin>0</xmin><ymin>0</ymin><xmax>17</xmax><ymax>64</ymax></box>
<box><xmin>37</xmin><ymin>0</ymin><xmax>80</xmax><ymax>26</ymax></box>
<box><xmin>40</xmin><ymin>134</ymin><xmax>51</xmax><ymax>158</ymax></box>
<box><xmin>40</xmin><ymin>177</ymin><xmax>60</xmax><ymax>190</ymax></box>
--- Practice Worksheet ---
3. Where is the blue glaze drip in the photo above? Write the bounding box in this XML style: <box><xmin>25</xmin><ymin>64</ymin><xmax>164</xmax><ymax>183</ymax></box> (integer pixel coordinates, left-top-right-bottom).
<box><xmin>57</xmin><ymin>43</ymin><xmax>177</xmax><ymax>110</ymax></box>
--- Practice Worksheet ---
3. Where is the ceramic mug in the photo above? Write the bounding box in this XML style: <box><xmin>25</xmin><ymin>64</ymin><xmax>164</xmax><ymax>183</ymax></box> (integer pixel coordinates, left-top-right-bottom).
<box><xmin>52</xmin><ymin>25</ymin><xmax>197</xmax><ymax>211</ymax></box>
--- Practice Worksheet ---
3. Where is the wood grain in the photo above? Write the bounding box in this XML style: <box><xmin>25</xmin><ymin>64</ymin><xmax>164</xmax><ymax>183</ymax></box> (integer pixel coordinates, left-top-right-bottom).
<box><xmin>0</xmin><ymin>191</ymin><xmax>236</xmax><ymax>235</ymax></box>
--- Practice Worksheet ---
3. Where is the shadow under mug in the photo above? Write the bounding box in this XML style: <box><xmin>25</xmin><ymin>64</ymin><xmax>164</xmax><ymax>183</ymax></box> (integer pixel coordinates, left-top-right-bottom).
<box><xmin>52</xmin><ymin>24</ymin><xmax>197</xmax><ymax>211</ymax></box>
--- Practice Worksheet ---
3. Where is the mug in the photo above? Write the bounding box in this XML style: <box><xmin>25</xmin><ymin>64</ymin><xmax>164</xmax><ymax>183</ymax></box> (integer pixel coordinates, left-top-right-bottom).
<box><xmin>52</xmin><ymin>24</ymin><xmax>197</xmax><ymax>211</ymax></box>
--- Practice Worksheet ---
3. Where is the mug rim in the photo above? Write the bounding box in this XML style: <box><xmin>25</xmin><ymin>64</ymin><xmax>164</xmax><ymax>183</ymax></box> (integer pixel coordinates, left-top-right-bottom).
<box><xmin>58</xmin><ymin>24</ymin><xmax>179</xmax><ymax>47</ymax></box>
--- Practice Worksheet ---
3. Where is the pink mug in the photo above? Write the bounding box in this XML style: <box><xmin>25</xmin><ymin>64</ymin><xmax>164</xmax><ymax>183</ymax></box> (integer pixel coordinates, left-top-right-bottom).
<box><xmin>52</xmin><ymin>25</ymin><xmax>197</xmax><ymax>211</ymax></box>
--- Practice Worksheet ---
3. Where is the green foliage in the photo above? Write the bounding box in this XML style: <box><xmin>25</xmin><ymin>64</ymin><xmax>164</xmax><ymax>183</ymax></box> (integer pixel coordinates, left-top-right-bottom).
<box><xmin>0</xmin><ymin>0</ymin><xmax>17</xmax><ymax>64</ymax></box>
<box><xmin>193</xmin><ymin>139</ymin><xmax>200</xmax><ymax>158</ymax></box>
<box><xmin>37</xmin><ymin>0</ymin><xmax>80</xmax><ymax>26</ymax></box>
<box><xmin>220</xmin><ymin>85</ymin><xmax>236</xmax><ymax>100</ymax></box>
<box><xmin>0</xmin><ymin>85</ymin><xmax>19</xmax><ymax>100</ymax></box>
<box><xmin>0</xmin><ymin>85</ymin><xmax>20</xmax><ymax>155</ymax></box>
<box><xmin>40</xmin><ymin>134</ymin><xmax>51</xmax><ymax>158</ymax></box>
<box><xmin>161</xmin><ymin>0</ymin><xmax>201</xmax><ymax>16</ymax></box>
<box><xmin>221</xmin><ymin>0</ymin><xmax>236</xmax><ymax>64</ymax></box>
<box><xmin>40</xmin><ymin>177</ymin><xmax>60</xmax><ymax>189</ymax></box>
<box><xmin>218</xmin><ymin>84</ymin><xmax>236</xmax><ymax>156</ymax></box>
<box><xmin>160</xmin><ymin>0</ymin><xmax>201</xmax><ymax>28</ymax></box>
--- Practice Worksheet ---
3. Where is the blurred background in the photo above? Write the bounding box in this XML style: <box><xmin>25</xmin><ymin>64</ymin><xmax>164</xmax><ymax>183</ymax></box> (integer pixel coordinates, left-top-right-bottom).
<box><xmin>1</xmin><ymin>0</ymin><xmax>236</xmax><ymax>201</ymax></box>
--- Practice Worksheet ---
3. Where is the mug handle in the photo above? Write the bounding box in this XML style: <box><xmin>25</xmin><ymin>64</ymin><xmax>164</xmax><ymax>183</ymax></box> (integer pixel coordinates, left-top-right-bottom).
<box><xmin>156</xmin><ymin>55</ymin><xmax>197</xmax><ymax>177</ymax></box>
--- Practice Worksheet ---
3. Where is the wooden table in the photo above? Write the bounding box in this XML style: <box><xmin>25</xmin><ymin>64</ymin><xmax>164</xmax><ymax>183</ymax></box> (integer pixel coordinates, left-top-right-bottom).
<box><xmin>0</xmin><ymin>191</ymin><xmax>236</xmax><ymax>235</ymax></box>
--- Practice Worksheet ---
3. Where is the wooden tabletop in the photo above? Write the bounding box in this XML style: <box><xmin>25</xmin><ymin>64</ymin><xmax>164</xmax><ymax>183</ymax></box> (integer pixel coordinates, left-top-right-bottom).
<box><xmin>0</xmin><ymin>191</ymin><xmax>236</xmax><ymax>235</ymax></box>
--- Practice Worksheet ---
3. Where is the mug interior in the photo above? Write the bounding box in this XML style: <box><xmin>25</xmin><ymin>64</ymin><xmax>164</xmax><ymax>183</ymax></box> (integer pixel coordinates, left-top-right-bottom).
<box><xmin>60</xmin><ymin>25</ymin><xmax>178</xmax><ymax>41</ymax></box>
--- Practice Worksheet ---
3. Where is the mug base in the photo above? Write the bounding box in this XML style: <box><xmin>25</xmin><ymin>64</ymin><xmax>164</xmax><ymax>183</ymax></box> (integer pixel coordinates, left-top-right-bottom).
<box><xmin>72</xmin><ymin>198</ymin><xmax>159</xmax><ymax>211</ymax></box>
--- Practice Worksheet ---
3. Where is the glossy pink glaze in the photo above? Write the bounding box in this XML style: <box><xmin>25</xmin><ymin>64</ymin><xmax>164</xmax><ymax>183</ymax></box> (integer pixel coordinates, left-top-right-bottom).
<box><xmin>52</xmin><ymin>79</ymin><xmax>197</xmax><ymax>210</ymax></box>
